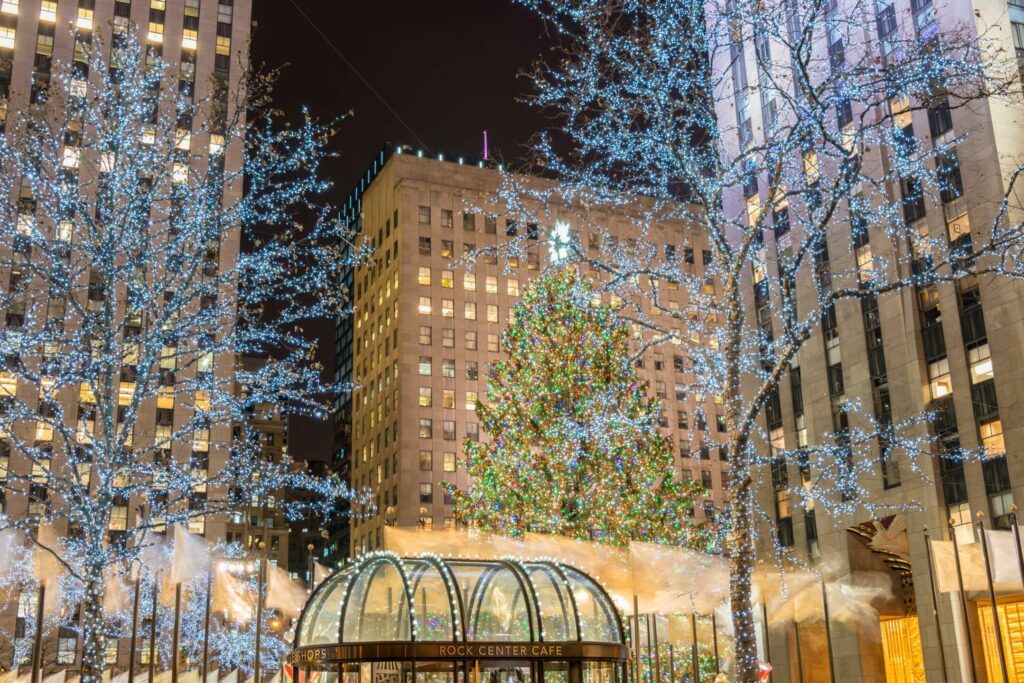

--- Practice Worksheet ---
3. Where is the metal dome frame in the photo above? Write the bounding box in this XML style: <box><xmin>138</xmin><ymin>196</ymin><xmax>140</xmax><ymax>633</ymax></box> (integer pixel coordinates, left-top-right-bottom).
<box><xmin>289</xmin><ymin>552</ymin><xmax>628</xmax><ymax>672</ymax></box>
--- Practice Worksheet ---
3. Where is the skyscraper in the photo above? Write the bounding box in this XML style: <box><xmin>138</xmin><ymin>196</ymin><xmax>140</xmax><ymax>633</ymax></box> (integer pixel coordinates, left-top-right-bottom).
<box><xmin>336</xmin><ymin>146</ymin><xmax>728</xmax><ymax>557</ymax></box>
<box><xmin>0</xmin><ymin>0</ymin><xmax>253</xmax><ymax>669</ymax></box>
<box><xmin>714</xmin><ymin>0</ymin><xmax>1024</xmax><ymax>678</ymax></box>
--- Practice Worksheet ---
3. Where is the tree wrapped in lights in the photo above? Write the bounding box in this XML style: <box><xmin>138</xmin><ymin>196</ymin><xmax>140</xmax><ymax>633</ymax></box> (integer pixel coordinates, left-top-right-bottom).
<box><xmin>498</xmin><ymin>0</ymin><xmax>1024</xmax><ymax>680</ymax></box>
<box><xmin>449</xmin><ymin>268</ymin><xmax>707</xmax><ymax>547</ymax></box>
<box><xmin>0</xmin><ymin>28</ymin><xmax>366</xmax><ymax>681</ymax></box>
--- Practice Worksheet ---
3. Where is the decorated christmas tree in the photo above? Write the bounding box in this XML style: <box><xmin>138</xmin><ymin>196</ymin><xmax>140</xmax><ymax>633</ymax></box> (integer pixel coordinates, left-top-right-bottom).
<box><xmin>448</xmin><ymin>267</ymin><xmax>706</xmax><ymax>547</ymax></box>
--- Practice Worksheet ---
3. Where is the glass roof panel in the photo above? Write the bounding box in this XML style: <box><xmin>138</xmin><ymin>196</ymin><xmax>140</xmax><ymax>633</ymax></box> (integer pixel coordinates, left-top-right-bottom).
<box><xmin>405</xmin><ymin>558</ymin><xmax>459</xmax><ymax>641</ymax></box>
<box><xmin>466</xmin><ymin>564</ymin><xmax>533</xmax><ymax>641</ymax></box>
<box><xmin>526</xmin><ymin>563</ymin><xmax>578</xmax><ymax>642</ymax></box>
<box><xmin>341</xmin><ymin>559</ymin><xmax>412</xmax><ymax>642</ymax></box>
<box><xmin>298</xmin><ymin>571</ymin><xmax>350</xmax><ymax>646</ymax></box>
<box><xmin>563</xmin><ymin>566</ymin><xmax>620</xmax><ymax>643</ymax></box>
<box><xmin>295</xmin><ymin>555</ymin><xmax>622</xmax><ymax>647</ymax></box>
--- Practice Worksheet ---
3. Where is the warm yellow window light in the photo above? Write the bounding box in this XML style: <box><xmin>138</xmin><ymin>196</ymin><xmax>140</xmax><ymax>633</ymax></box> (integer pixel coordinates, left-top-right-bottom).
<box><xmin>0</xmin><ymin>27</ymin><xmax>16</xmax><ymax>50</ymax></box>
<box><xmin>182</xmin><ymin>29</ymin><xmax>198</xmax><ymax>51</ymax></box>
<box><xmin>2</xmin><ymin>0</ymin><xmax>19</xmax><ymax>15</ymax></box>
<box><xmin>77</xmin><ymin>8</ymin><xmax>94</xmax><ymax>29</ymax></box>
<box><xmin>39</xmin><ymin>1</ymin><xmax>56</xmax><ymax>22</ymax></box>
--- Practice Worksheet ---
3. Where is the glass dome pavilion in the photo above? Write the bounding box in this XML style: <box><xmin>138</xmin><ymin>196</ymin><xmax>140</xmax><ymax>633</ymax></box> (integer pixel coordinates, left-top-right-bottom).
<box><xmin>290</xmin><ymin>553</ymin><xmax>627</xmax><ymax>683</ymax></box>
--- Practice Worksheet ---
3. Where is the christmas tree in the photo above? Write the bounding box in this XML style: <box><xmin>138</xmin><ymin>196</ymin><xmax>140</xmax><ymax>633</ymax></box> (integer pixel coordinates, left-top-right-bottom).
<box><xmin>448</xmin><ymin>267</ymin><xmax>706</xmax><ymax>547</ymax></box>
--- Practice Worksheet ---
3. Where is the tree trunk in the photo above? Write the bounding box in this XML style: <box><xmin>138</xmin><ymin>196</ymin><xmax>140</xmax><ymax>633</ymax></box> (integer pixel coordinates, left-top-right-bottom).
<box><xmin>722</xmin><ymin>269</ymin><xmax>759</xmax><ymax>682</ymax></box>
<box><xmin>79</xmin><ymin>571</ymin><xmax>107</xmax><ymax>683</ymax></box>
<box><xmin>730</xmin><ymin>484</ymin><xmax>760</xmax><ymax>683</ymax></box>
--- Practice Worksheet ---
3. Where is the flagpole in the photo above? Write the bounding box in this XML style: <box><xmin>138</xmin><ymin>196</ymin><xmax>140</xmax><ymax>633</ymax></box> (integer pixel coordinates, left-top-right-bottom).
<box><xmin>254</xmin><ymin>556</ymin><xmax>266</xmax><ymax>683</ymax></box>
<box><xmin>689</xmin><ymin>611</ymin><xmax>698</xmax><ymax>683</ymax></box>
<box><xmin>922</xmin><ymin>526</ymin><xmax>950</xmax><ymax>683</ymax></box>
<box><xmin>792</xmin><ymin>617</ymin><xmax>804</xmax><ymax>683</ymax></box>
<box><xmin>650</xmin><ymin>614</ymin><xmax>661</xmax><ymax>683</ymax></box>
<box><xmin>149</xmin><ymin>571</ymin><xmax>159</xmax><ymax>683</ymax></box>
<box><xmin>202</xmin><ymin>569</ymin><xmax>212</xmax><ymax>683</ymax></box>
<box><xmin>976</xmin><ymin>515</ymin><xmax>1009</xmax><ymax>683</ymax></box>
<box><xmin>30</xmin><ymin>583</ymin><xmax>45</xmax><ymax>683</ymax></box>
<box><xmin>949</xmin><ymin>518</ymin><xmax>978</xmax><ymax>683</ymax></box>
<box><xmin>632</xmin><ymin>595</ymin><xmax>641</xmax><ymax>683</ymax></box>
<box><xmin>820</xmin><ymin>581</ymin><xmax>836</xmax><ymax>683</ymax></box>
<box><xmin>172</xmin><ymin>582</ymin><xmax>182</xmax><ymax>683</ymax></box>
<box><xmin>128</xmin><ymin>576</ymin><xmax>142</xmax><ymax>683</ymax></box>
<box><xmin>306</xmin><ymin>544</ymin><xmax>315</xmax><ymax>591</ymax></box>
<box><xmin>761</xmin><ymin>598</ymin><xmax>772</xmax><ymax>673</ymax></box>
<box><xmin>1008</xmin><ymin>506</ymin><xmax>1024</xmax><ymax>600</ymax></box>
<box><xmin>711</xmin><ymin>611</ymin><xmax>720</xmax><ymax>675</ymax></box>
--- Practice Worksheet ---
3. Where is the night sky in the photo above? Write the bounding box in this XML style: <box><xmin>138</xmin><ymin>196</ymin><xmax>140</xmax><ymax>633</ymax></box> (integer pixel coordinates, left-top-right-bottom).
<box><xmin>249</xmin><ymin>1</ymin><xmax>553</xmax><ymax>461</ymax></box>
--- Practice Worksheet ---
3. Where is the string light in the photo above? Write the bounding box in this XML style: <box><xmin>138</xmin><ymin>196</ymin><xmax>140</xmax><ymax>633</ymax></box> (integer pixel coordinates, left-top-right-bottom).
<box><xmin>0</xmin><ymin>25</ymin><xmax>370</xmax><ymax>681</ymax></box>
<box><xmin>495</xmin><ymin>0</ymin><xmax>1024</xmax><ymax>680</ymax></box>
<box><xmin>446</xmin><ymin>268</ymin><xmax>710</xmax><ymax>550</ymax></box>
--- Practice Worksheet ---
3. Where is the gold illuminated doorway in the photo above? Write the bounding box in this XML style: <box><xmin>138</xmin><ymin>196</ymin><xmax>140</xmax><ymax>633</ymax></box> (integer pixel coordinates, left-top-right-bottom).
<box><xmin>978</xmin><ymin>597</ymin><xmax>1024</xmax><ymax>682</ymax></box>
<box><xmin>879</xmin><ymin>616</ymin><xmax>926</xmax><ymax>683</ymax></box>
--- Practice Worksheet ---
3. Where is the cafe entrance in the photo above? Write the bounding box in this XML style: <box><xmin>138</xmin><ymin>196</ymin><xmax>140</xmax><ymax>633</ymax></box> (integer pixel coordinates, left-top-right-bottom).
<box><xmin>290</xmin><ymin>555</ymin><xmax>628</xmax><ymax>683</ymax></box>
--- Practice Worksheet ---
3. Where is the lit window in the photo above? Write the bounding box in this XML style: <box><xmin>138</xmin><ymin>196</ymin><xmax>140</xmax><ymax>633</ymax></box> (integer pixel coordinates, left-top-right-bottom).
<box><xmin>507</xmin><ymin>279</ymin><xmax>519</xmax><ymax>296</ymax></box>
<box><xmin>441</xmin><ymin>328</ymin><xmax>454</xmax><ymax>348</ymax></box>
<box><xmin>442</xmin><ymin>390</ymin><xmax>455</xmax><ymax>409</ymax></box>
<box><xmin>215</xmin><ymin>35</ymin><xmax>230</xmax><ymax>55</ymax></box>
<box><xmin>465</xmin><ymin>331</ymin><xmax>477</xmax><ymax>350</ymax></box>
<box><xmin>486</xmin><ymin>305</ymin><xmax>498</xmax><ymax>323</ymax></box>
<box><xmin>928</xmin><ymin>358</ymin><xmax>952</xmax><ymax>398</ymax></box>
<box><xmin>968</xmin><ymin>344</ymin><xmax>993</xmax><ymax>384</ymax></box>
<box><xmin>443</xmin><ymin>452</ymin><xmax>456</xmax><ymax>472</ymax></box>
<box><xmin>419</xmin><ymin>450</ymin><xmax>432</xmax><ymax>471</ymax></box>
<box><xmin>418</xmin><ymin>357</ymin><xmax>432</xmax><ymax>376</ymax></box>
<box><xmin>418</xmin><ymin>296</ymin><xmax>431</xmax><ymax>315</ymax></box>
<box><xmin>418</xmin><ymin>267</ymin><xmax>431</xmax><ymax>286</ymax></box>
<box><xmin>803</xmin><ymin>151</ymin><xmax>820</xmax><ymax>185</ymax></box>
<box><xmin>147</xmin><ymin>22</ymin><xmax>164</xmax><ymax>43</ymax></box>
<box><xmin>418</xmin><ymin>387</ymin><xmax>432</xmax><ymax>407</ymax></box>
<box><xmin>980</xmin><ymin>419</ymin><xmax>1005</xmax><ymax>457</ymax></box>
<box><xmin>464</xmin><ymin>273</ymin><xmax>476</xmax><ymax>291</ymax></box>
<box><xmin>209</xmin><ymin>134</ymin><xmax>225</xmax><ymax>155</ymax></box>
<box><xmin>182</xmin><ymin>29</ymin><xmax>198</xmax><ymax>50</ymax></box>
<box><xmin>39</xmin><ymin>1</ymin><xmax>56</xmax><ymax>22</ymax></box>
<box><xmin>464</xmin><ymin>302</ymin><xmax>476</xmax><ymax>320</ymax></box>
<box><xmin>418</xmin><ymin>419</ymin><xmax>432</xmax><ymax>439</ymax></box>
<box><xmin>62</xmin><ymin>146</ymin><xmax>80</xmax><ymax>169</ymax></box>
<box><xmin>418</xmin><ymin>326</ymin><xmax>431</xmax><ymax>345</ymax></box>
<box><xmin>485</xmin><ymin>276</ymin><xmax>498</xmax><ymax>294</ymax></box>
<box><xmin>176</xmin><ymin>130</ymin><xmax>191</xmax><ymax>151</ymax></box>
<box><xmin>1</xmin><ymin>0</ymin><xmax>17</xmax><ymax>14</ymax></box>
<box><xmin>855</xmin><ymin>244</ymin><xmax>873</xmax><ymax>281</ymax></box>
<box><xmin>76</xmin><ymin>8</ymin><xmax>94</xmax><ymax>29</ymax></box>
<box><xmin>0</xmin><ymin>25</ymin><xmax>15</xmax><ymax>49</ymax></box>
<box><xmin>441</xmin><ymin>270</ymin><xmax>454</xmax><ymax>288</ymax></box>
<box><xmin>441</xmin><ymin>299</ymin><xmax>454</xmax><ymax>318</ymax></box>
<box><xmin>172</xmin><ymin>163</ymin><xmax>189</xmax><ymax>184</ymax></box>
<box><xmin>466</xmin><ymin>392</ymin><xmax>478</xmax><ymax>411</ymax></box>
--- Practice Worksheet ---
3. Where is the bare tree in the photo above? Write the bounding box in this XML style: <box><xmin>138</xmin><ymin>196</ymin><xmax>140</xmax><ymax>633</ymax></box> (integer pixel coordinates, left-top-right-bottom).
<box><xmin>0</xmin><ymin>27</ymin><xmax>363</xmax><ymax>682</ymax></box>
<box><xmin>497</xmin><ymin>0</ymin><xmax>1024</xmax><ymax>679</ymax></box>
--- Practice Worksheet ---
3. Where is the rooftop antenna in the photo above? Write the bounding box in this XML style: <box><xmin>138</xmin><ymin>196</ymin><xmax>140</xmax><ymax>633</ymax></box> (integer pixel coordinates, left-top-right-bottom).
<box><xmin>482</xmin><ymin>130</ymin><xmax>490</xmax><ymax>161</ymax></box>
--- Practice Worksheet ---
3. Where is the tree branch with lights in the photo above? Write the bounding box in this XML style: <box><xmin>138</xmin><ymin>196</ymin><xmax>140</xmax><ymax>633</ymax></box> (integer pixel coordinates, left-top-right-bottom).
<box><xmin>493</xmin><ymin>0</ymin><xmax>1024</xmax><ymax>679</ymax></box>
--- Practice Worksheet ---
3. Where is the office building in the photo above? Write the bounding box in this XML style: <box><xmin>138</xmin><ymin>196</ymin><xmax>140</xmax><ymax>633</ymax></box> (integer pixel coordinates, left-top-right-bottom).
<box><xmin>714</xmin><ymin>0</ymin><xmax>1024</xmax><ymax>679</ymax></box>
<box><xmin>337</xmin><ymin>147</ymin><xmax>729</xmax><ymax>556</ymax></box>
<box><xmin>0</xmin><ymin>0</ymin><xmax>252</xmax><ymax>671</ymax></box>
